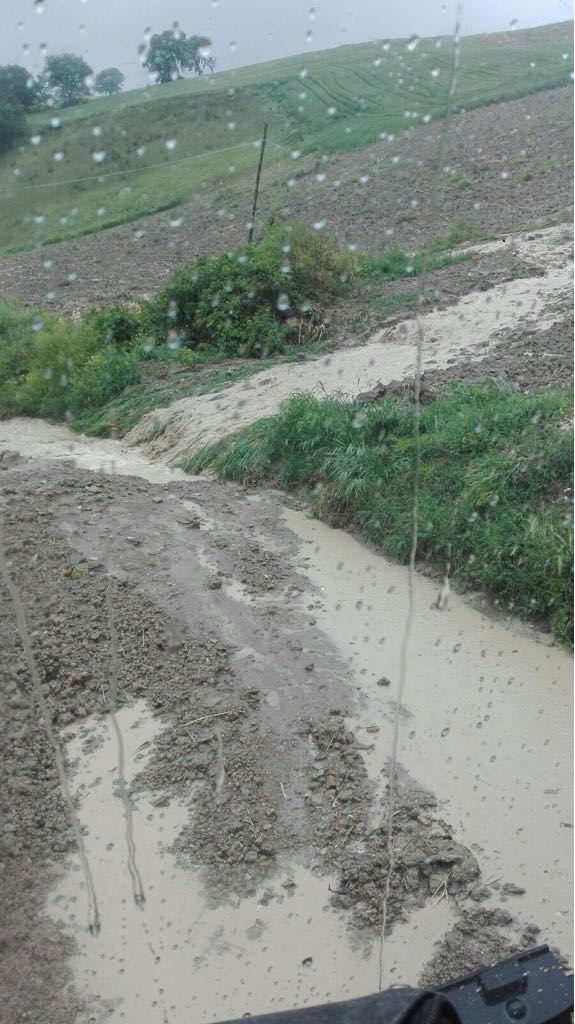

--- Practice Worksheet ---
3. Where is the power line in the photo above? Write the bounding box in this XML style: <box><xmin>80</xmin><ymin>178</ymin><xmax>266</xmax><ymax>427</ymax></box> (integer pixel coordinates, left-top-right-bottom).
<box><xmin>0</xmin><ymin>139</ymin><xmax>268</xmax><ymax>195</ymax></box>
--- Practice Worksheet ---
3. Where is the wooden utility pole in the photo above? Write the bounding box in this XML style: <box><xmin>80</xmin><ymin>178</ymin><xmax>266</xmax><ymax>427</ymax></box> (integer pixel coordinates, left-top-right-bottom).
<box><xmin>247</xmin><ymin>122</ymin><xmax>268</xmax><ymax>243</ymax></box>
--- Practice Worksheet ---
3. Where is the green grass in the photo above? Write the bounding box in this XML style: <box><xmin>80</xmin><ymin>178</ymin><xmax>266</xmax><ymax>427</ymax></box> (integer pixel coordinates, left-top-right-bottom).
<box><xmin>184</xmin><ymin>385</ymin><xmax>574</xmax><ymax>645</ymax></box>
<box><xmin>0</xmin><ymin>21</ymin><xmax>571</xmax><ymax>253</ymax></box>
<box><xmin>73</xmin><ymin>362</ymin><xmax>274</xmax><ymax>437</ymax></box>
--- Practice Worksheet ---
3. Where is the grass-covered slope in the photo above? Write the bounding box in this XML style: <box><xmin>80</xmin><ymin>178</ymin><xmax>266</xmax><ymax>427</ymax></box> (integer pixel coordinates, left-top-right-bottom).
<box><xmin>0</xmin><ymin>21</ymin><xmax>571</xmax><ymax>253</ymax></box>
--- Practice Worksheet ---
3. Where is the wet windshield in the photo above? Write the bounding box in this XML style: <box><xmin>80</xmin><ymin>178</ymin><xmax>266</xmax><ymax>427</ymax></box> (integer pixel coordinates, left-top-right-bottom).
<box><xmin>0</xmin><ymin>2</ymin><xmax>573</xmax><ymax>1022</ymax></box>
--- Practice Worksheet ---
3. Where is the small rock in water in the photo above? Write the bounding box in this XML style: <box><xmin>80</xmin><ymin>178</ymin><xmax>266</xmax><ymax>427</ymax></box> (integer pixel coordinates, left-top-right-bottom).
<box><xmin>501</xmin><ymin>881</ymin><xmax>526</xmax><ymax>895</ymax></box>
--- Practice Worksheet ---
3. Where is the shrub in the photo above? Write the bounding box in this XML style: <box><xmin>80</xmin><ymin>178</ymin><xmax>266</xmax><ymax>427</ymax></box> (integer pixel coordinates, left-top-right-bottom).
<box><xmin>67</xmin><ymin>349</ymin><xmax>139</xmax><ymax>417</ymax></box>
<box><xmin>0</xmin><ymin>302</ymin><xmax>36</xmax><ymax>384</ymax></box>
<box><xmin>83</xmin><ymin>305</ymin><xmax>143</xmax><ymax>345</ymax></box>
<box><xmin>0</xmin><ymin>306</ymin><xmax>140</xmax><ymax>422</ymax></box>
<box><xmin>143</xmin><ymin>220</ymin><xmax>352</xmax><ymax>357</ymax></box>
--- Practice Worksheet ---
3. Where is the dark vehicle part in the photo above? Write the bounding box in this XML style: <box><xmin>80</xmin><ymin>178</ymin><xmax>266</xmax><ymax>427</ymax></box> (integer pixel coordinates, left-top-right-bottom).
<box><xmin>214</xmin><ymin>945</ymin><xmax>573</xmax><ymax>1024</ymax></box>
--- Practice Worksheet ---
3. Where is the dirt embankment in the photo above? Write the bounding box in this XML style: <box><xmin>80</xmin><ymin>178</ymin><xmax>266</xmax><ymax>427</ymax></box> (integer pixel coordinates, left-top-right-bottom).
<box><xmin>0</xmin><ymin>454</ymin><xmax>550</xmax><ymax>1022</ymax></box>
<box><xmin>0</xmin><ymin>87</ymin><xmax>571</xmax><ymax>312</ymax></box>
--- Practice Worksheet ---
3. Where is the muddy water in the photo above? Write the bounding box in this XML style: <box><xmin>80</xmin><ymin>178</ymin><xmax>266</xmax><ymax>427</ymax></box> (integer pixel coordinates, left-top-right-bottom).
<box><xmin>283</xmin><ymin>508</ymin><xmax>574</xmax><ymax>955</ymax></box>
<box><xmin>0</xmin><ymin>418</ymin><xmax>194</xmax><ymax>484</ymax></box>
<box><xmin>48</xmin><ymin>703</ymin><xmax>452</xmax><ymax>1023</ymax></box>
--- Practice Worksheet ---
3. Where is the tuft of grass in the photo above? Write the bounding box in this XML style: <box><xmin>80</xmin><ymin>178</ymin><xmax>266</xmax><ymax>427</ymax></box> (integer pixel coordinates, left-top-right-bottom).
<box><xmin>187</xmin><ymin>384</ymin><xmax>574</xmax><ymax>645</ymax></box>
<box><xmin>359</xmin><ymin>246</ymin><xmax>471</xmax><ymax>281</ymax></box>
<box><xmin>431</xmin><ymin>219</ymin><xmax>482</xmax><ymax>252</ymax></box>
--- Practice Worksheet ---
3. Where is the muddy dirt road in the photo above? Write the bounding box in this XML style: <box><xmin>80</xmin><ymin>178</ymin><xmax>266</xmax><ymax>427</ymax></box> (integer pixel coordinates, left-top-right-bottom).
<box><xmin>0</xmin><ymin>423</ymin><xmax>572</xmax><ymax>1023</ymax></box>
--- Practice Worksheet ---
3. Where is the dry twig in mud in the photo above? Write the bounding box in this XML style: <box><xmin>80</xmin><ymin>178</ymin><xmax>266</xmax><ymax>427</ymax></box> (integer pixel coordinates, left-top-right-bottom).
<box><xmin>279</xmin><ymin>781</ymin><xmax>289</xmax><ymax>801</ymax></box>
<box><xmin>431</xmin><ymin>878</ymin><xmax>450</xmax><ymax>904</ymax></box>
<box><xmin>178</xmin><ymin>707</ymin><xmax>246</xmax><ymax>729</ymax></box>
<box><xmin>324</xmin><ymin>730</ymin><xmax>338</xmax><ymax>753</ymax></box>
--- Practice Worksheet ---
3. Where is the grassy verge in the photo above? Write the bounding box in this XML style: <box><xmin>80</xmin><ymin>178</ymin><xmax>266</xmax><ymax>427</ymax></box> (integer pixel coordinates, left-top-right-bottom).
<box><xmin>184</xmin><ymin>385</ymin><xmax>574</xmax><ymax>646</ymax></box>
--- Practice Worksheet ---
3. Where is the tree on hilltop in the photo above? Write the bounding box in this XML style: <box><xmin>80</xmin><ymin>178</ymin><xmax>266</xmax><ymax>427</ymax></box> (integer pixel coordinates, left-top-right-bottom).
<box><xmin>144</xmin><ymin>30</ymin><xmax>213</xmax><ymax>83</ymax></box>
<box><xmin>94</xmin><ymin>67</ymin><xmax>125</xmax><ymax>95</ymax></box>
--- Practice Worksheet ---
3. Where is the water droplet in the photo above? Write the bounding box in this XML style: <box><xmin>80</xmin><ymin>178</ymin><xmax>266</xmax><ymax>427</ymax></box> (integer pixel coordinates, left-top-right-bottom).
<box><xmin>382</xmin><ymin>40</ymin><xmax>390</xmax><ymax>51</ymax></box>
<box><xmin>92</xmin><ymin>126</ymin><xmax>102</xmax><ymax>137</ymax></box>
<box><xmin>53</xmin><ymin>151</ymin><xmax>64</xmax><ymax>161</ymax></box>
<box><xmin>510</xmin><ymin>18</ymin><xmax>517</xmax><ymax>29</ymax></box>
<box><xmin>431</xmin><ymin>68</ymin><xmax>440</xmax><ymax>78</ymax></box>
<box><xmin>96</xmin><ymin>206</ymin><xmax>106</xmax><ymax>217</ymax></box>
<box><xmin>31</xmin><ymin>134</ymin><xmax>42</xmax><ymax>146</ymax></box>
<box><xmin>327</xmin><ymin>106</ymin><xmax>336</xmax><ymax>116</ymax></box>
<box><xmin>306</xmin><ymin>30</ymin><xmax>313</xmax><ymax>43</ymax></box>
<box><xmin>169</xmin><ymin>216</ymin><xmax>183</xmax><ymax>228</ymax></box>
<box><xmin>35</xmin><ymin>1</ymin><xmax>45</xmax><ymax>13</ymax></box>
<box><xmin>291</xmin><ymin>149</ymin><xmax>301</xmax><ymax>159</ymax></box>
<box><xmin>407</xmin><ymin>34</ymin><xmax>419</xmax><ymax>51</ymax></box>
<box><xmin>32</xmin><ymin>319</ymin><xmax>44</xmax><ymax>332</ymax></box>
<box><xmin>227</xmin><ymin>121</ymin><xmax>236</xmax><ymax>130</ymax></box>
<box><xmin>299</xmin><ymin>68</ymin><xmax>308</xmax><ymax>79</ymax></box>
<box><xmin>276</xmin><ymin>293</ymin><xmax>290</xmax><ymax>312</ymax></box>
<box><xmin>165</xmin><ymin>139</ymin><xmax>177</xmax><ymax>150</ymax></box>
<box><xmin>92</xmin><ymin>151</ymin><xmax>106</xmax><ymax>163</ymax></box>
<box><xmin>373</xmin><ymin>58</ymin><xmax>381</xmax><ymax>67</ymax></box>
<box><xmin>309</xmin><ymin>6</ymin><xmax>316</xmax><ymax>18</ymax></box>
<box><xmin>136</xmin><ymin>146</ymin><xmax>145</xmax><ymax>157</ymax></box>
<box><xmin>50</xmin><ymin>116</ymin><xmax>61</xmax><ymax>128</ymax></box>
<box><xmin>313</xmin><ymin>219</ymin><xmax>326</xmax><ymax>230</ymax></box>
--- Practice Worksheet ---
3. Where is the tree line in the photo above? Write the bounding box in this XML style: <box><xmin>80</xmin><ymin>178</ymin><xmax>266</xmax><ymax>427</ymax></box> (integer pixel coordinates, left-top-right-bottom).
<box><xmin>0</xmin><ymin>28</ymin><xmax>215</xmax><ymax>156</ymax></box>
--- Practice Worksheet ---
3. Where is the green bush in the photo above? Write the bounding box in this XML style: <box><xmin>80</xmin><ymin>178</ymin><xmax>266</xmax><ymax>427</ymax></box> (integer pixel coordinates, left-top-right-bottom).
<box><xmin>67</xmin><ymin>349</ymin><xmax>139</xmax><ymax>417</ymax></box>
<box><xmin>143</xmin><ymin>220</ymin><xmax>352</xmax><ymax>357</ymax></box>
<box><xmin>83</xmin><ymin>305</ymin><xmax>143</xmax><ymax>345</ymax></box>
<box><xmin>0</xmin><ymin>305</ymin><xmax>140</xmax><ymax>422</ymax></box>
<box><xmin>0</xmin><ymin>302</ymin><xmax>36</xmax><ymax>384</ymax></box>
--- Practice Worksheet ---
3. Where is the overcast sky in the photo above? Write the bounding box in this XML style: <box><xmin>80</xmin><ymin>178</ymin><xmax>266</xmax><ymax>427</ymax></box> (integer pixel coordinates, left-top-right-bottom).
<box><xmin>1</xmin><ymin>0</ymin><xmax>572</xmax><ymax>87</ymax></box>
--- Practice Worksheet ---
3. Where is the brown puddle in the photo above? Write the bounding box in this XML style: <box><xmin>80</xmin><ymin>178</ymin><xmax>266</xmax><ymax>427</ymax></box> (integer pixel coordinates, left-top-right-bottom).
<box><xmin>47</xmin><ymin>702</ymin><xmax>453</xmax><ymax>1022</ymax></box>
<box><xmin>282</xmin><ymin>508</ymin><xmax>574</xmax><ymax>956</ymax></box>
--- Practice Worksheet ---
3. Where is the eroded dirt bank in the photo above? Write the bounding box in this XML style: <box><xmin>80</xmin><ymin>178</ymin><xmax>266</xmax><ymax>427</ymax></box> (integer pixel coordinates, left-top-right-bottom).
<box><xmin>0</xmin><ymin>432</ymin><xmax>572</xmax><ymax>1022</ymax></box>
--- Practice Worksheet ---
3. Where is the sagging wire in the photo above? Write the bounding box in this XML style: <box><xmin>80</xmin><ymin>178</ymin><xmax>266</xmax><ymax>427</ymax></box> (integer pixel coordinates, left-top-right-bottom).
<box><xmin>0</xmin><ymin>139</ymin><xmax>264</xmax><ymax>194</ymax></box>
<box><xmin>378</xmin><ymin>0</ymin><xmax>464</xmax><ymax>991</ymax></box>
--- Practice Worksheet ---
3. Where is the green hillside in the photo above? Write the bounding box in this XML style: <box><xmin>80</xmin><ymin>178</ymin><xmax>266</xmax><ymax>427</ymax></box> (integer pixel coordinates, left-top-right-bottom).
<box><xmin>0</xmin><ymin>20</ymin><xmax>571</xmax><ymax>255</ymax></box>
